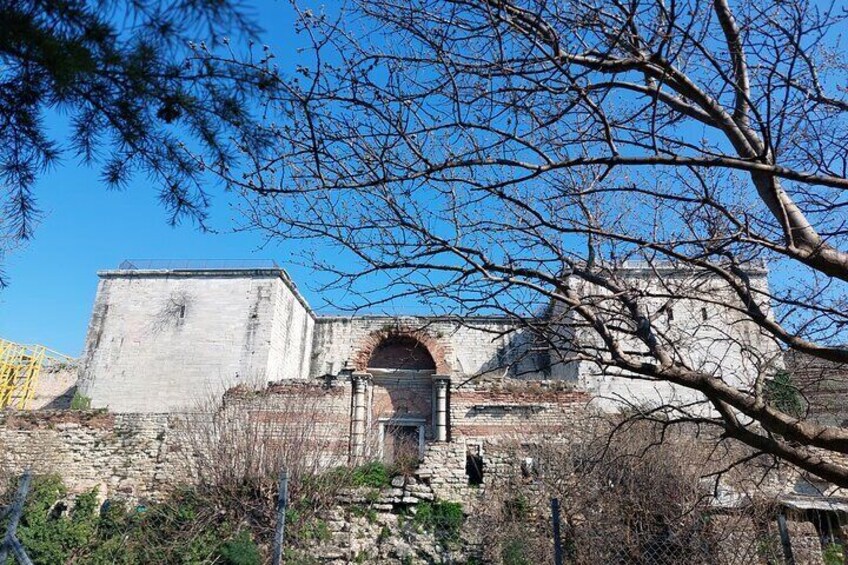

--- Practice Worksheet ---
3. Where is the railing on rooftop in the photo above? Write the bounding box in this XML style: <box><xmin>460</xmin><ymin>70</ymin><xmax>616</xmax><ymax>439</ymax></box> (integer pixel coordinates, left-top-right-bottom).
<box><xmin>118</xmin><ymin>259</ymin><xmax>281</xmax><ymax>271</ymax></box>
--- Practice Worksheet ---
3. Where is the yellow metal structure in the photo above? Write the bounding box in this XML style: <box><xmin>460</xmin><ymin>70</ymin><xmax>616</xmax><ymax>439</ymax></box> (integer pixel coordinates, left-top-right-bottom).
<box><xmin>0</xmin><ymin>339</ymin><xmax>48</xmax><ymax>410</ymax></box>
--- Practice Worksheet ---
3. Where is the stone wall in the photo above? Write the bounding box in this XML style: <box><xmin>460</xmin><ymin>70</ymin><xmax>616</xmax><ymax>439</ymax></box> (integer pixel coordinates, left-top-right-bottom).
<box><xmin>0</xmin><ymin>396</ymin><xmax>843</xmax><ymax>564</ymax></box>
<box><xmin>226</xmin><ymin>381</ymin><xmax>353</xmax><ymax>463</ymax></box>
<box><xmin>555</xmin><ymin>264</ymin><xmax>784</xmax><ymax>412</ymax></box>
<box><xmin>310</xmin><ymin>317</ymin><xmax>546</xmax><ymax>381</ymax></box>
<box><xmin>77</xmin><ymin>268</ymin><xmax>314</xmax><ymax>412</ymax></box>
<box><xmin>785</xmin><ymin>350</ymin><xmax>848</xmax><ymax>427</ymax></box>
<box><xmin>0</xmin><ymin>410</ymin><xmax>185</xmax><ymax>500</ymax></box>
<box><xmin>29</xmin><ymin>360</ymin><xmax>79</xmax><ymax>410</ymax></box>
<box><xmin>265</xmin><ymin>272</ymin><xmax>315</xmax><ymax>382</ymax></box>
<box><xmin>420</xmin><ymin>384</ymin><xmax>592</xmax><ymax>501</ymax></box>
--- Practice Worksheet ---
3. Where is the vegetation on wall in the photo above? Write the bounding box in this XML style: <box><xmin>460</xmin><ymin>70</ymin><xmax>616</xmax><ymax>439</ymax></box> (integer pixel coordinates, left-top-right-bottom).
<box><xmin>68</xmin><ymin>391</ymin><xmax>91</xmax><ymax>411</ymax></box>
<box><xmin>5</xmin><ymin>475</ymin><xmax>261</xmax><ymax>565</ymax></box>
<box><xmin>0</xmin><ymin>451</ymin><xmax>426</xmax><ymax>564</ymax></box>
<box><xmin>411</xmin><ymin>500</ymin><xmax>464</xmax><ymax>547</ymax></box>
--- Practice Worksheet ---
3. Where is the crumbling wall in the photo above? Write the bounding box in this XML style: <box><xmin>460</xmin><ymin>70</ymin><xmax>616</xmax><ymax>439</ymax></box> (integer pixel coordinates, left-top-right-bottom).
<box><xmin>0</xmin><ymin>411</ymin><xmax>185</xmax><ymax>500</ymax></box>
<box><xmin>29</xmin><ymin>360</ymin><xmax>79</xmax><ymax>410</ymax></box>
<box><xmin>419</xmin><ymin>384</ymin><xmax>592</xmax><ymax>501</ymax></box>
<box><xmin>226</xmin><ymin>381</ymin><xmax>352</xmax><ymax>464</ymax></box>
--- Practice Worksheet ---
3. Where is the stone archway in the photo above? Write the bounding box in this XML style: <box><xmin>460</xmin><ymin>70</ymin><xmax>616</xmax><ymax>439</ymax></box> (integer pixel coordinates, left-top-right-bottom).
<box><xmin>350</xmin><ymin>327</ymin><xmax>452</xmax><ymax>375</ymax></box>
<box><xmin>349</xmin><ymin>326</ymin><xmax>452</xmax><ymax>464</ymax></box>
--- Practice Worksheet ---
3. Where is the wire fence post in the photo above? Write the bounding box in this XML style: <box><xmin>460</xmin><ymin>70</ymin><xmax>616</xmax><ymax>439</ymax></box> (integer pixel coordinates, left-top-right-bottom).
<box><xmin>272</xmin><ymin>468</ymin><xmax>289</xmax><ymax>565</ymax></box>
<box><xmin>0</xmin><ymin>470</ymin><xmax>33</xmax><ymax>565</ymax></box>
<box><xmin>551</xmin><ymin>497</ymin><xmax>563</xmax><ymax>565</ymax></box>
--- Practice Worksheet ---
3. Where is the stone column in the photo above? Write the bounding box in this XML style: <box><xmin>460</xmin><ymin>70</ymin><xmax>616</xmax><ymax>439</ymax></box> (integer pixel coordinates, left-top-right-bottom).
<box><xmin>434</xmin><ymin>377</ymin><xmax>450</xmax><ymax>442</ymax></box>
<box><xmin>350</xmin><ymin>373</ymin><xmax>370</xmax><ymax>463</ymax></box>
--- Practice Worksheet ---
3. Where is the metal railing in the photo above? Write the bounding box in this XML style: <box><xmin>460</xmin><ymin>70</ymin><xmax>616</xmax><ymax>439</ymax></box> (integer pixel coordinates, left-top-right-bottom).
<box><xmin>117</xmin><ymin>259</ymin><xmax>281</xmax><ymax>271</ymax></box>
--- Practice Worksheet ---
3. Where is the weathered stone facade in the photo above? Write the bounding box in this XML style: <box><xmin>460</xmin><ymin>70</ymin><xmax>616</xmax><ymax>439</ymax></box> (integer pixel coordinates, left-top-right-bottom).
<box><xmin>50</xmin><ymin>262</ymin><xmax>785</xmax><ymax>495</ymax></box>
<box><xmin>77</xmin><ymin>267</ymin><xmax>315</xmax><ymax>412</ymax></box>
<box><xmin>3</xmin><ymin>261</ymin><xmax>846</xmax><ymax>563</ymax></box>
<box><xmin>0</xmin><ymin>410</ymin><xmax>184</xmax><ymax>499</ymax></box>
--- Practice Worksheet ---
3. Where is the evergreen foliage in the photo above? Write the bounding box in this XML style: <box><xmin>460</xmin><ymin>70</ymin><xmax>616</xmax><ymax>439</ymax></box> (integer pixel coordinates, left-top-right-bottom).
<box><xmin>0</xmin><ymin>0</ymin><xmax>269</xmax><ymax>264</ymax></box>
<box><xmin>765</xmin><ymin>371</ymin><xmax>804</xmax><ymax>418</ymax></box>
<box><xmin>412</xmin><ymin>500</ymin><xmax>464</xmax><ymax>546</ymax></box>
<box><xmin>5</xmin><ymin>475</ymin><xmax>262</xmax><ymax>564</ymax></box>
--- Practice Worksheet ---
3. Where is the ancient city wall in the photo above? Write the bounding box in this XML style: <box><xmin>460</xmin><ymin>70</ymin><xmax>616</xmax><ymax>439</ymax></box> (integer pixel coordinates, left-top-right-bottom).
<box><xmin>420</xmin><ymin>384</ymin><xmax>592</xmax><ymax>501</ymax></box>
<box><xmin>553</xmin><ymin>265</ymin><xmax>784</xmax><ymax>411</ymax></box>
<box><xmin>0</xmin><ymin>384</ymin><xmax>353</xmax><ymax>500</ymax></box>
<box><xmin>0</xmin><ymin>381</ymin><xmax>592</xmax><ymax>501</ymax></box>
<box><xmin>0</xmin><ymin>410</ymin><xmax>185</xmax><ymax>499</ymax></box>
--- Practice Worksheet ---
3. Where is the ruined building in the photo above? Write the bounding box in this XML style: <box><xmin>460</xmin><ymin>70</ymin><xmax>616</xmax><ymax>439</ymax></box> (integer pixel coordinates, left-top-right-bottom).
<box><xmin>74</xmin><ymin>261</ymin><xmax>781</xmax><ymax>470</ymax></box>
<box><xmin>6</xmin><ymin>261</ymin><xmax>847</xmax><ymax>563</ymax></box>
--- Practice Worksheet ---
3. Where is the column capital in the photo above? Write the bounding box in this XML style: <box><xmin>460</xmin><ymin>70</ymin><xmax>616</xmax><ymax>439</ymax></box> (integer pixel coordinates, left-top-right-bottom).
<box><xmin>434</xmin><ymin>375</ymin><xmax>451</xmax><ymax>387</ymax></box>
<box><xmin>351</xmin><ymin>372</ymin><xmax>372</xmax><ymax>385</ymax></box>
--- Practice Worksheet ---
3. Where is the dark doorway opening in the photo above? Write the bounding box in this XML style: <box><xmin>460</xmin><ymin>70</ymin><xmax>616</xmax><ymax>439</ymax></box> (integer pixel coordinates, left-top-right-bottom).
<box><xmin>466</xmin><ymin>446</ymin><xmax>484</xmax><ymax>485</ymax></box>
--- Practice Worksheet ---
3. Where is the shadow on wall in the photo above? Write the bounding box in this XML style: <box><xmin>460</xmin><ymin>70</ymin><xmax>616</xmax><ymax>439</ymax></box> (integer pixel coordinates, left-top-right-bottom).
<box><xmin>474</xmin><ymin>328</ymin><xmax>550</xmax><ymax>381</ymax></box>
<box><xmin>39</xmin><ymin>385</ymin><xmax>77</xmax><ymax>409</ymax></box>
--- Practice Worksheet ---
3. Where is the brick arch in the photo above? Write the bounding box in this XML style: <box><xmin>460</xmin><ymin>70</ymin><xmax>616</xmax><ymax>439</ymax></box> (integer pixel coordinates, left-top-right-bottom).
<box><xmin>352</xmin><ymin>326</ymin><xmax>452</xmax><ymax>374</ymax></box>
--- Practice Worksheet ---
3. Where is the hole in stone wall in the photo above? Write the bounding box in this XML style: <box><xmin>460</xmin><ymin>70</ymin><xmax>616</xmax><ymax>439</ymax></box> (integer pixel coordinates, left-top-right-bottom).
<box><xmin>466</xmin><ymin>446</ymin><xmax>484</xmax><ymax>485</ymax></box>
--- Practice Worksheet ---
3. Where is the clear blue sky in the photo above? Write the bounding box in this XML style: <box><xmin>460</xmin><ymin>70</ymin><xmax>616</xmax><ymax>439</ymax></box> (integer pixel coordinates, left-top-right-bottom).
<box><xmin>0</xmin><ymin>0</ymin><xmax>319</xmax><ymax>356</ymax></box>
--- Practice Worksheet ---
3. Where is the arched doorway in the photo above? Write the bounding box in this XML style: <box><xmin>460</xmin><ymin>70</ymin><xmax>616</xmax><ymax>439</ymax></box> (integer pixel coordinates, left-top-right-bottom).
<box><xmin>367</xmin><ymin>335</ymin><xmax>436</xmax><ymax>466</ymax></box>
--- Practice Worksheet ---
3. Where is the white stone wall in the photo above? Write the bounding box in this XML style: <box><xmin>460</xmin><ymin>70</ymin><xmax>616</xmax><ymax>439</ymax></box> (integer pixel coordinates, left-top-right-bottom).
<box><xmin>78</xmin><ymin>269</ymin><xmax>314</xmax><ymax>412</ymax></box>
<box><xmin>555</xmin><ymin>265</ymin><xmax>783</xmax><ymax>411</ymax></box>
<box><xmin>265</xmin><ymin>273</ymin><xmax>315</xmax><ymax>381</ymax></box>
<box><xmin>29</xmin><ymin>360</ymin><xmax>79</xmax><ymax>410</ymax></box>
<box><xmin>75</xmin><ymin>263</ymin><xmax>783</xmax><ymax>416</ymax></box>
<box><xmin>309</xmin><ymin>317</ymin><xmax>543</xmax><ymax>379</ymax></box>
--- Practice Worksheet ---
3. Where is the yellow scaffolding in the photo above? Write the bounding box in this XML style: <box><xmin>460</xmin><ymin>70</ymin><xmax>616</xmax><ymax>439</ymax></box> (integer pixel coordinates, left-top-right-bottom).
<box><xmin>0</xmin><ymin>339</ymin><xmax>48</xmax><ymax>410</ymax></box>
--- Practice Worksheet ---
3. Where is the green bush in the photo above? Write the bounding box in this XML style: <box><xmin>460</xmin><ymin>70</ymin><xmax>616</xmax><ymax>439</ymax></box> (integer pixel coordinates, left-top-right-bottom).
<box><xmin>15</xmin><ymin>475</ymin><xmax>100</xmax><ymax>564</ymax></box>
<box><xmin>765</xmin><ymin>371</ymin><xmax>804</xmax><ymax>417</ymax></box>
<box><xmin>413</xmin><ymin>500</ymin><xmax>464</xmax><ymax>546</ymax></box>
<box><xmin>823</xmin><ymin>543</ymin><xmax>845</xmax><ymax>565</ymax></box>
<box><xmin>5</xmin><ymin>476</ymin><xmax>264</xmax><ymax>564</ymax></box>
<box><xmin>350</xmin><ymin>461</ymin><xmax>393</xmax><ymax>488</ymax></box>
<box><xmin>219</xmin><ymin>531</ymin><xmax>262</xmax><ymax>565</ymax></box>
<box><xmin>282</xmin><ymin>548</ymin><xmax>321</xmax><ymax>565</ymax></box>
<box><xmin>299</xmin><ymin>518</ymin><xmax>331</xmax><ymax>542</ymax></box>
<box><xmin>69</xmin><ymin>392</ymin><xmax>92</xmax><ymax>410</ymax></box>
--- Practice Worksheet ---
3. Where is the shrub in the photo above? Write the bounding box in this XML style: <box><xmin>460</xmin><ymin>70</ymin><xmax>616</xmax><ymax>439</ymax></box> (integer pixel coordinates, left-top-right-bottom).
<box><xmin>69</xmin><ymin>391</ymin><xmax>92</xmax><ymax>410</ymax></box>
<box><xmin>219</xmin><ymin>531</ymin><xmax>262</xmax><ymax>565</ymax></box>
<box><xmin>413</xmin><ymin>500</ymin><xmax>464</xmax><ymax>546</ymax></box>
<box><xmin>15</xmin><ymin>475</ymin><xmax>100</xmax><ymax>564</ymax></box>
<box><xmin>765</xmin><ymin>371</ymin><xmax>804</xmax><ymax>417</ymax></box>
<box><xmin>823</xmin><ymin>543</ymin><xmax>845</xmax><ymax>565</ymax></box>
<box><xmin>350</xmin><ymin>461</ymin><xmax>393</xmax><ymax>488</ymax></box>
<box><xmin>5</xmin><ymin>476</ymin><xmax>270</xmax><ymax>564</ymax></box>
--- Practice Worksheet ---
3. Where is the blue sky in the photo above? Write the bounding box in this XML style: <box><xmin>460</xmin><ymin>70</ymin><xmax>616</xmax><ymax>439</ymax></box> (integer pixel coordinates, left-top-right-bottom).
<box><xmin>0</xmin><ymin>0</ymin><xmax>315</xmax><ymax>355</ymax></box>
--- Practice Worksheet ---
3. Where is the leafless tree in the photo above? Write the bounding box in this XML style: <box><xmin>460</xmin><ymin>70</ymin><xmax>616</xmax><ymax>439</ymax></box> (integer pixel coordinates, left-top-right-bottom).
<box><xmin>176</xmin><ymin>386</ymin><xmax>352</xmax><ymax>538</ymax></box>
<box><xmin>203</xmin><ymin>0</ymin><xmax>848</xmax><ymax>485</ymax></box>
<box><xmin>476</xmin><ymin>419</ymin><xmax>783</xmax><ymax>564</ymax></box>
